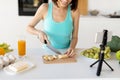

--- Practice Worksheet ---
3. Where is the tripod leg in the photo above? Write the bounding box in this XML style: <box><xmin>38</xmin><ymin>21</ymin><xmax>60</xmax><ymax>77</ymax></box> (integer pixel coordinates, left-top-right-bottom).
<box><xmin>103</xmin><ymin>60</ymin><xmax>114</xmax><ymax>71</ymax></box>
<box><xmin>96</xmin><ymin>58</ymin><xmax>103</xmax><ymax>76</ymax></box>
<box><xmin>90</xmin><ymin>60</ymin><xmax>99</xmax><ymax>67</ymax></box>
<box><xmin>96</xmin><ymin>53</ymin><xmax>104</xmax><ymax>76</ymax></box>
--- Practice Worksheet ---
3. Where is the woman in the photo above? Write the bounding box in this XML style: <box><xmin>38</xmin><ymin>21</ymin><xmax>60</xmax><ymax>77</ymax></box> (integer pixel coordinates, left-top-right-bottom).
<box><xmin>26</xmin><ymin>0</ymin><xmax>80</xmax><ymax>57</ymax></box>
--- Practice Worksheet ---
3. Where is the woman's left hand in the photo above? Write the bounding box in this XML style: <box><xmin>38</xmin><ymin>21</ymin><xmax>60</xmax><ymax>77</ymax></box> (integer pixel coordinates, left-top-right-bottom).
<box><xmin>65</xmin><ymin>48</ymin><xmax>76</xmax><ymax>57</ymax></box>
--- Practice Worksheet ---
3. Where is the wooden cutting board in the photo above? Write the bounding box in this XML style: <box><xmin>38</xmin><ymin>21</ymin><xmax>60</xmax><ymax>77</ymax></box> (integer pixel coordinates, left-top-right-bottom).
<box><xmin>42</xmin><ymin>56</ymin><xmax>77</xmax><ymax>64</ymax></box>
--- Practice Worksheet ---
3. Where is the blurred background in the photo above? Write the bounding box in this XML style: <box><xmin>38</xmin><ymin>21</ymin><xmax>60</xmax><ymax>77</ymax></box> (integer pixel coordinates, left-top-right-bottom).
<box><xmin>0</xmin><ymin>0</ymin><xmax>120</xmax><ymax>49</ymax></box>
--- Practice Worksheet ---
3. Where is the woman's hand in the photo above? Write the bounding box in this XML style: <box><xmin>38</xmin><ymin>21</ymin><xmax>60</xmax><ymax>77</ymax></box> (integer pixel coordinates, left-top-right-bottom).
<box><xmin>38</xmin><ymin>31</ymin><xmax>50</xmax><ymax>44</ymax></box>
<box><xmin>65</xmin><ymin>48</ymin><xmax>76</xmax><ymax>57</ymax></box>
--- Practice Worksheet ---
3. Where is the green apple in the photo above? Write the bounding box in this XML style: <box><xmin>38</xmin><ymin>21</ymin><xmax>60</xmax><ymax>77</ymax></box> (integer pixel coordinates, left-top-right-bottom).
<box><xmin>116</xmin><ymin>50</ymin><xmax>120</xmax><ymax>60</ymax></box>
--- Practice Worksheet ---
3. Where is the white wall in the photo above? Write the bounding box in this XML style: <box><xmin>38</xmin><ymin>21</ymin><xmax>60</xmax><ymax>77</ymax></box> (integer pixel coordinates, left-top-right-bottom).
<box><xmin>77</xmin><ymin>16</ymin><xmax>120</xmax><ymax>48</ymax></box>
<box><xmin>0</xmin><ymin>0</ymin><xmax>120</xmax><ymax>49</ymax></box>
<box><xmin>88</xmin><ymin>0</ymin><xmax>120</xmax><ymax>14</ymax></box>
<box><xmin>0</xmin><ymin>0</ymin><xmax>42</xmax><ymax>49</ymax></box>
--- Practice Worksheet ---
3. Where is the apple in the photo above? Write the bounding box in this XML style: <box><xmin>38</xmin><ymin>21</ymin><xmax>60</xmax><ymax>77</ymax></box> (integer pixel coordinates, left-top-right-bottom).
<box><xmin>116</xmin><ymin>50</ymin><xmax>120</xmax><ymax>60</ymax></box>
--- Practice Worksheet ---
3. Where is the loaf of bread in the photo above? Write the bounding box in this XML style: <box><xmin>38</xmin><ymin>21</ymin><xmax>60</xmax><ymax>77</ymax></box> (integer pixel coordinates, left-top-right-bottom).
<box><xmin>8</xmin><ymin>61</ymin><xmax>29</xmax><ymax>72</ymax></box>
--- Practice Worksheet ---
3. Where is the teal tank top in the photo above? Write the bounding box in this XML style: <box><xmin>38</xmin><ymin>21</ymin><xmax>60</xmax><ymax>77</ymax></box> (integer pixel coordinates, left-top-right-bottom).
<box><xmin>43</xmin><ymin>3</ymin><xmax>73</xmax><ymax>49</ymax></box>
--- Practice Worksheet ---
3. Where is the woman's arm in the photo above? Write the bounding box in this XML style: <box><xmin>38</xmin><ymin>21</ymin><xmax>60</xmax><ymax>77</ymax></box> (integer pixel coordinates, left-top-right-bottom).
<box><xmin>26</xmin><ymin>3</ymin><xmax>49</xmax><ymax>43</ymax></box>
<box><xmin>66</xmin><ymin>9</ymin><xmax>80</xmax><ymax>57</ymax></box>
<box><xmin>26</xmin><ymin>3</ymin><xmax>48</xmax><ymax>35</ymax></box>
<box><xmin>70</xmin><ymin>9</ymin><xmax>80</xmax><ymax>49</ymax></box>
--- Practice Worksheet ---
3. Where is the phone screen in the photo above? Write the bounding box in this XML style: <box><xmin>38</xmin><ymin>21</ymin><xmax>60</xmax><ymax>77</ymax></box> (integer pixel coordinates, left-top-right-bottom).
<box><xmin>95</xmin><ymin>31</ymin><xmax>112</xmax><ymax>43</ymax></box>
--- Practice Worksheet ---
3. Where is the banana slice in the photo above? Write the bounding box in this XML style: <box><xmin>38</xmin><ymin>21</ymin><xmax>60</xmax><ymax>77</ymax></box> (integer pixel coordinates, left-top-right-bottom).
<box><xmin>43</xmin><ymin>55</ymin><xmax>57</xmax><ymax>61</ymax></box>
<box><xmin>58</xmin><ymin>54</ymin><xmax>68</xmax><ymax>59</ymax></box>
<box><xmin>43</xmin><ymin>54</ymin><xmax>68</xmax><ymax>61</ymax></box>
<box><xmin>43</xmin><ymin>55</ymin><xmax>49</xmax><ymax>61</ymax></box>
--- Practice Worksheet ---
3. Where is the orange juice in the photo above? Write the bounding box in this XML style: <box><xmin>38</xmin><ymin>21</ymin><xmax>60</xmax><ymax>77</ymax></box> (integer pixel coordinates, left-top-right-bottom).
<box><xmin>18</xmin><ymin>40</ymin><xmax>26</xmax><ymax>57</ymax></box>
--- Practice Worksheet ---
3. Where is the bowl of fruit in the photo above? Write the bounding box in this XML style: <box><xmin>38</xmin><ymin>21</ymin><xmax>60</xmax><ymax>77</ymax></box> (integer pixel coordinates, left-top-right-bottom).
<box><xmin>0</xmin><ymin>42</ymin><xmax>13</xmax><ymax>56</ymax></box>
<box><xmin>80</xmin><ymin>46</ymin><xmax>111</xmax><ymax>60</ymax></box>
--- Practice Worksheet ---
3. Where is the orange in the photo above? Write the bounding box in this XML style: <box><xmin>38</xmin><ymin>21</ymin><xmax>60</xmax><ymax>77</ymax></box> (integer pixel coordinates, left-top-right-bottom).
<box><xmin>18</xmin><ymin>40</ymin><xmax>26</xmax><ymax>57</ymax></box>
<box><xmin>0</xmin><ymin>47</ymin><xmax>5</xmax><ymax>56</ymax></box>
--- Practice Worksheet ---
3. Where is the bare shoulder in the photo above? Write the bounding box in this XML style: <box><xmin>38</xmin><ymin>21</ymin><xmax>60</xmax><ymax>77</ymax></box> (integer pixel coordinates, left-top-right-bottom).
<box><xmin>71</xmin><ymin>9</ymin><xmax>80</xmax><ymax>19</ymax></box>
<box><xmin>37</xmin><ymin>3</ymin><xmax>48</xmax><ymax>13</ymax></box>
<box><xmin>35</xmin><ymin>3</ymin><xmax>48</xmax><ymax>19</ymax></box>
<box><xmin>40</xmin><ymin>3</ymin><xmax>48</xmax><ymax>10</ymax></box>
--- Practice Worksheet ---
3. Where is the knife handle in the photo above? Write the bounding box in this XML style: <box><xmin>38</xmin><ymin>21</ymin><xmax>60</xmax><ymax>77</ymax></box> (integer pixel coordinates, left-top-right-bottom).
<box><xmin>44</xmin><ymin>40</ymin><xmax>47</xmax><ymax>44</ymax></box>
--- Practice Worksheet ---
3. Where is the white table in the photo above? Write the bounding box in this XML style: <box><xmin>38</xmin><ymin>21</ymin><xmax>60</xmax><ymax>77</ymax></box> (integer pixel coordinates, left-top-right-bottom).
<box><xmin>0</xmin><ymin>48</ymin><xmax>120</xmax><ymax>80</ymax></box>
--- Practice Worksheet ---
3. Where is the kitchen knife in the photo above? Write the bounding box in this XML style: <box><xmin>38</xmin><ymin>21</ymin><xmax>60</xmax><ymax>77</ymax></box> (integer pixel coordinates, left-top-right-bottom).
<box><xmin>44</xmin><ymin>40</ymin><xmax>62</xmax><ymax>54</ymax></box>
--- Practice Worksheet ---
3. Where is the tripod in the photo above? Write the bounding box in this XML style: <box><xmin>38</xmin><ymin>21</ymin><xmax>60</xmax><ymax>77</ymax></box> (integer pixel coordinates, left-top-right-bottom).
<box><xmin>90</xmin><ymin>30</ymin><xmax>114</xmax><ymax>76</ymax></box>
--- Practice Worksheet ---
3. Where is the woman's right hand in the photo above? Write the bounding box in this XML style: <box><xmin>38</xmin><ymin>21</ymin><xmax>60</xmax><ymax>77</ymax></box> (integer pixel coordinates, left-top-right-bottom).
<box><xmin>38</xmin><ymin>31</ymin><xmax>50</xmax><ymax>44</ymax></box>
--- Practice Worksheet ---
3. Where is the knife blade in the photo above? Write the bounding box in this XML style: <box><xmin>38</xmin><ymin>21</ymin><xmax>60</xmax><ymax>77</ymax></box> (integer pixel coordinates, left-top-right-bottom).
<box><xmin>44</xmin><ymin>40</ymin><xmax>62</xmax><ymax>54</ymax></box>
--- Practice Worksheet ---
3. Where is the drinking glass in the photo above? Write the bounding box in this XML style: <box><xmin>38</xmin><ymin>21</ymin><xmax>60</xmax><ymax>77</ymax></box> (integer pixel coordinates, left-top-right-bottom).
<box><xmin>17</xmin><ymin>35</ymin><xmax>26</xmax><ymax>58</ymax></box>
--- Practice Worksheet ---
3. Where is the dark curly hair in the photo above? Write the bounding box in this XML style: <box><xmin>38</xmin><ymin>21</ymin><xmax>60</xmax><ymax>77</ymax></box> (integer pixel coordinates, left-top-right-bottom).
<box><xmin>52</xmin><ymin>0</ymin><xmax>78</xmax><ymax>10</ymax></box>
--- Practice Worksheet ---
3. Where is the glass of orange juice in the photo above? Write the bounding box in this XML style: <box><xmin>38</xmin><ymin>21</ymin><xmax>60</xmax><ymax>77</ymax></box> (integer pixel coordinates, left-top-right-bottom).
<box><xmin>17</xmin><ymin>35</ymin><xmax>26</xmax><ymax>58</ymax></box>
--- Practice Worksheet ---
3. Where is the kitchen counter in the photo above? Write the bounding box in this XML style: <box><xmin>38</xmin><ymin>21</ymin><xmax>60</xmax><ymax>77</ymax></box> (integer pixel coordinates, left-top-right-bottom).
<box><xmin>0</xmin><ymin>48</ymin><xmax>120</xmax><ymax>80</ymax></box>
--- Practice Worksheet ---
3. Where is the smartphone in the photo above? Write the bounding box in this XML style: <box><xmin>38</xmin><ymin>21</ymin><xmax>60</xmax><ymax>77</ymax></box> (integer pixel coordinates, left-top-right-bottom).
<box><xmin>95</xmin><ymin>31</ymin><xmax>112</xmax><ymax>43</ymax></box>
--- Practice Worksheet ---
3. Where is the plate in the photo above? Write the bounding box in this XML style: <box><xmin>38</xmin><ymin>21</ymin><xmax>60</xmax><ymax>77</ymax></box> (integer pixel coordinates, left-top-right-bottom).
<box><xmin>3</xmin><ymin>60</ymin><xmax>35</xmax><ymax>75</ymax></box>
<box><xmin>80</xmin><ymin>48</ymin><xmax>111</xmax><ymax>60</ymax></box>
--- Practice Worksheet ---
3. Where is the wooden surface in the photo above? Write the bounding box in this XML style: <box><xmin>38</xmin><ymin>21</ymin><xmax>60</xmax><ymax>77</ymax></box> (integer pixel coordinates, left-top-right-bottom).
<box><xmin>78</xmin><ymin>0</ymin><xmax>88</xmax><ymax>15</ymax></box>
<box><xmin>42</xmin><ymin>56</ymin><xmax>77</xmax><ymax>64</ymax></box>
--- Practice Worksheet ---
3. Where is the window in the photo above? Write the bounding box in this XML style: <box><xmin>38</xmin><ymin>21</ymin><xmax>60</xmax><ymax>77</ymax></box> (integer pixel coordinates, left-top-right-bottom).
<box><xmin>18</xmin><ymin>0</ymin><xmax>48</xmax><ymax>16</ymax></box>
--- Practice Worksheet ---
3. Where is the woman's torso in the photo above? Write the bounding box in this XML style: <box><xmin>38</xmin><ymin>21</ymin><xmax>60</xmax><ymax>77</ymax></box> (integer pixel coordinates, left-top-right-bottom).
<box><xmin>43</xmin><ymin>2</ymin><xmax>73</xmax><ymax>49</ymax></box>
